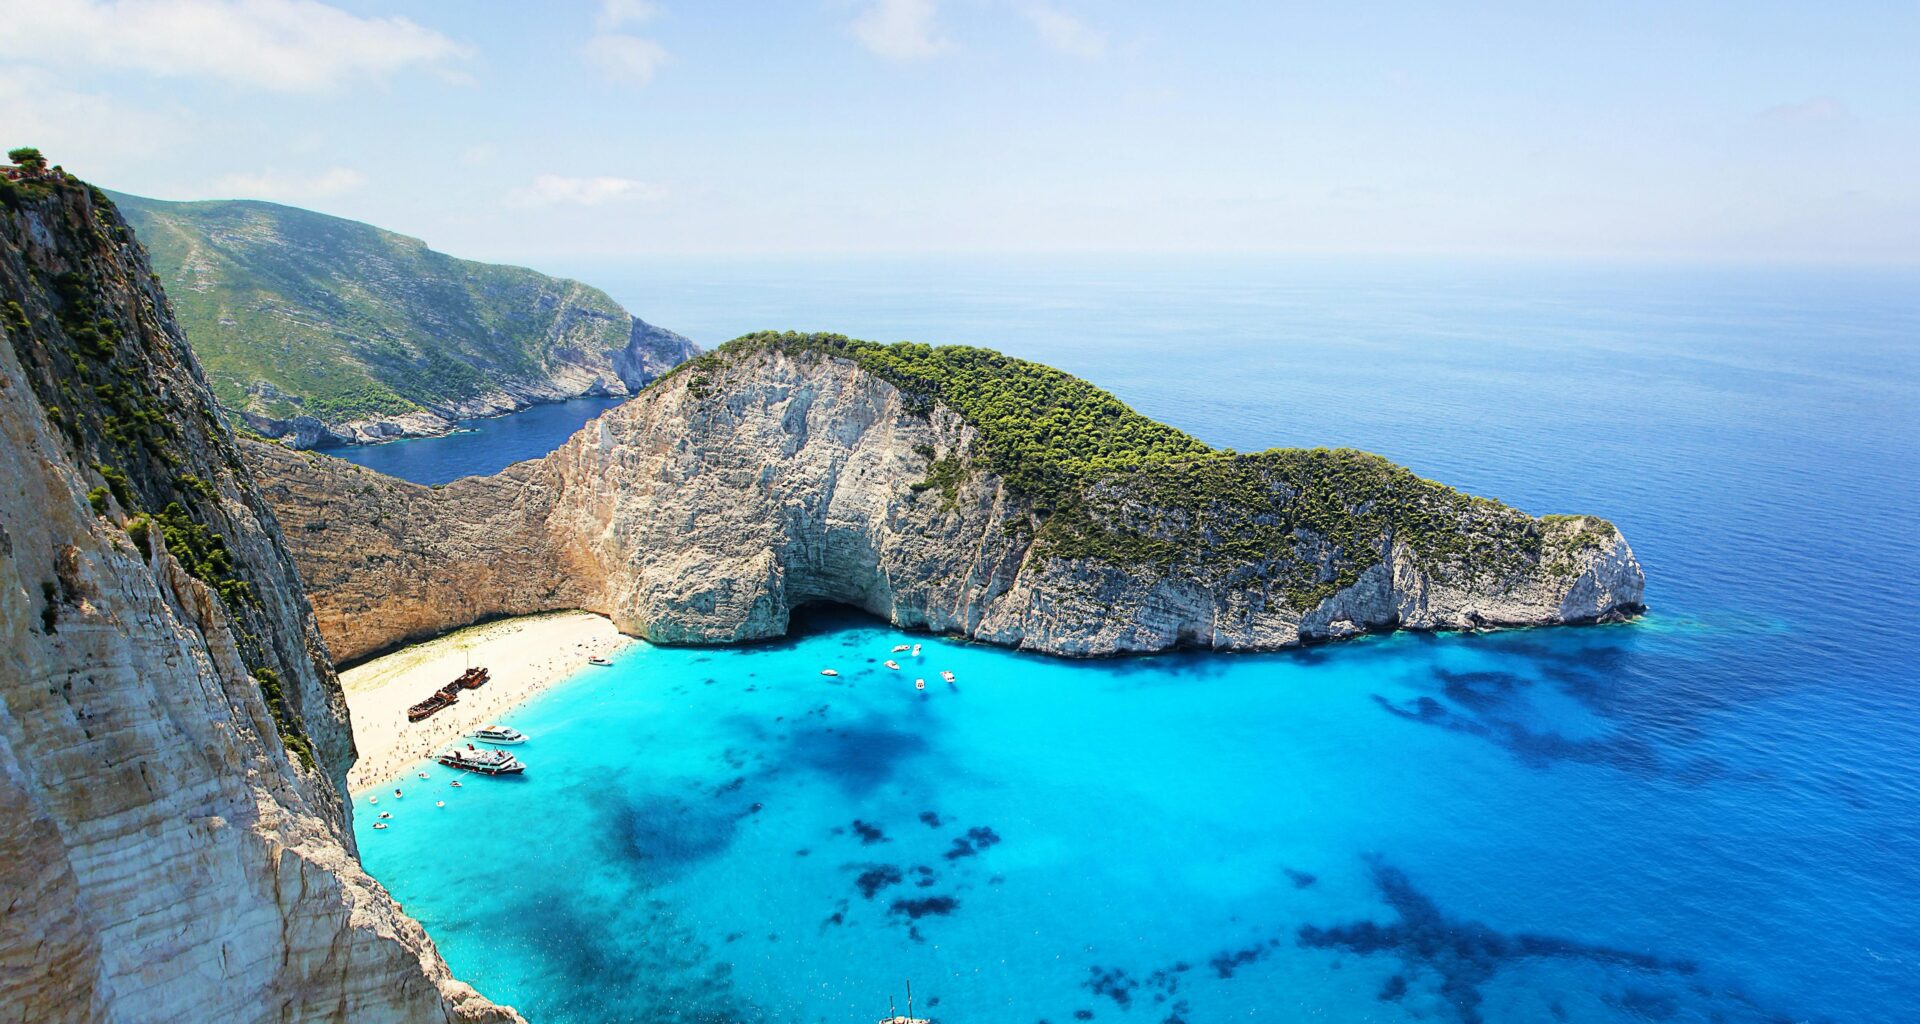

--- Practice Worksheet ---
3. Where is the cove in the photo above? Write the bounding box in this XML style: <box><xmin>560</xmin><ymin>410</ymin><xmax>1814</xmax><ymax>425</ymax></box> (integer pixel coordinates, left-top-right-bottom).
<box><xmin>323</xmin><ymin>396</ymin><xmax>627</xmax><ymax>485</ymax></box>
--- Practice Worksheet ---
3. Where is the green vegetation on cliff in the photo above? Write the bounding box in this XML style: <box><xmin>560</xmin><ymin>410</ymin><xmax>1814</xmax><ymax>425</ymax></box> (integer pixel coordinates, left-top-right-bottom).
<box><xmin>108</xmin><ymin>191</ymin><xmax>648</xmax><ymax>423</ymax></box>
<box><xmin>681</xmin><ymin>332</ymin><xmax>1618</xmax><ymax>607</ymax></box>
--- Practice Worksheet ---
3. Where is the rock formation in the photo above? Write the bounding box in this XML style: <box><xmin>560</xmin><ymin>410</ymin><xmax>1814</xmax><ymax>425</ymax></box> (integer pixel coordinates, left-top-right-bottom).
<box><xmin>250</xmin><ymin>333</ymin><xmax>1644</xmax><ymax>665</ymax></box>
<box><xmin>1</xmin><ymin>170</ymin><xmax>518</xmax><ymax>1021</ymax></box>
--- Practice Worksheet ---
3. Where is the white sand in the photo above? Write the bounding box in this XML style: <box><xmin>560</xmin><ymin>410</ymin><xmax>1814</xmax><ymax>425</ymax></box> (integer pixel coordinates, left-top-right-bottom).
<box><xmin>338</xmin><ymin>611</ymin><xmax>633</xmax><ymax>792</ymax></box>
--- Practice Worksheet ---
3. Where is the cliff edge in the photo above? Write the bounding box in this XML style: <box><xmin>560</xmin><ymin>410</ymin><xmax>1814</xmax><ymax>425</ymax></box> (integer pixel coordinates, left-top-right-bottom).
<box><xmin>251</xmin><ymin>332</ymin><xmax>1644</xmax><ymax>664</ymax></box>
<box><xmin>0</xmin><ymin>164</ymin><xmax>519</xmax><ymax>1021</ymax></box>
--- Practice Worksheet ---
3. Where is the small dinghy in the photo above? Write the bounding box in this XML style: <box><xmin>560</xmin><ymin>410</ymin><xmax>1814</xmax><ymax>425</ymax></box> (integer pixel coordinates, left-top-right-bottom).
<box><xmin>914</xmin><ymin>678</ymin><xmax>926</xmax><ymax>691</ymax></box>
<box><xmin>821</xmin><ymin>669</ymin><xmax>840</xmax><ymax>677</ymax></box>
<box><xmin>435</xmin><ymin>801</ymin><xmax>445</xmax><ymax>808</ymax></box>
<box><xmin>449</xmin><ymin>780</ymin><xmax>463</xmax><ymax>788</ymax></box>
<box><xmin>368</xmin><ymin>795</ymin><xmax>378</xmax><ymax>805</ymax></box>
<box><xmin>417</xmin><ymin>771</ymin><xmax>430</xmax><ymax>779</ymax></box>
<box><xmin>466</xmin><ymin>724</ymin><xmax>527</xmax><ymax>745</ymax></box>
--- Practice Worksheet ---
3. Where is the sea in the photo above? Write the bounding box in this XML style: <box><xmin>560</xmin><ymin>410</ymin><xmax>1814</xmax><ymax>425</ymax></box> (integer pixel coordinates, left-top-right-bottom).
<box><xmin>345</xmin><ymin>256</ymin><xmax>1920</xmax><ymax>1024</ymax></box>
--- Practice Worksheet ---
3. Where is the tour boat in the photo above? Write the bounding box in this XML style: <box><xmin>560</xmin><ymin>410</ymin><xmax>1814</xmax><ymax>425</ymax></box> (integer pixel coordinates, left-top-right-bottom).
<box><xmin>466</xmin><ymin>724</ymin><xmax>527</xmax><ymax>745</ymax></box>
<box><xmin>453</xmin><ymin>666</ymin><xmax>489</xmax><ymax>689</ymax></box>
<box><xmin>884</xmin><ymin>660</ymin><xmax>901</xmax><ymax>670</ymax></box>
<box><xmin>435</xmin><ymin>746</ymin><xmax>526</xmax><ymax>775</ymax></box>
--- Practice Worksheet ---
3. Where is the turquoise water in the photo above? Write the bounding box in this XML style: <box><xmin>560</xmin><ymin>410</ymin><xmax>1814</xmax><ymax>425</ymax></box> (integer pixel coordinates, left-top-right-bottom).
<box><xmin>355</xmin><ymin>258</ymin><xmax>1920</xmax><ymax>1022</ymax></box>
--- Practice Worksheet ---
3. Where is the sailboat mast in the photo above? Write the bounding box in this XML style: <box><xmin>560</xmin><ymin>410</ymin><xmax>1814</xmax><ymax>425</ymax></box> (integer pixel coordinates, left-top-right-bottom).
<box><xmin>906</xmin><ymin>980</ymin><xmax>913</xmax><ymax>1019</ymax></box>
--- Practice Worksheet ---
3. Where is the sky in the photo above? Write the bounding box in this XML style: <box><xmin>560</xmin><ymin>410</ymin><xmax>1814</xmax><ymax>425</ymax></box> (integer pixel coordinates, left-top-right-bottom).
<box><xmin>2</xmin><ymin>0</ymin><xmax>1917</xmax><ymax>265</ymax></box>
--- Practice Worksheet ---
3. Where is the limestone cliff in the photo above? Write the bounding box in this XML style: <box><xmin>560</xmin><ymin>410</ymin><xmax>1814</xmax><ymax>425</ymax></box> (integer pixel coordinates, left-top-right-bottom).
<box><xmin>249</xmin><ymin>333</ymin><xmax>1643</xmax><ymax>665</ymax></box>
<box><xmin>1</xmin><ymin>169</ymin><xmax>518</xmax><ymax>1021</ymax></box>
<box><xmin>109</xmin><ymin>190</ymin><xmax>699</xmax><ymax>448</ymax></box>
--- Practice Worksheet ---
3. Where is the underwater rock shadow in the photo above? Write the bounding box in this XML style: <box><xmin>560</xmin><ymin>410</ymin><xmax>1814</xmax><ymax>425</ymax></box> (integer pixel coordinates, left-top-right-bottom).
<box><xmin>1296</xmin><ymin>857</ymin><xmax>1723</xmax><ymax>1024</ymax></box>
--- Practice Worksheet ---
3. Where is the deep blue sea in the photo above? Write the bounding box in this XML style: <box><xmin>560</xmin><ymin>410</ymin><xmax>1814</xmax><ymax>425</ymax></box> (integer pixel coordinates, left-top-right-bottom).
<box><xmin>350</xmin><ymin>257</ymin><xmax>1920</xmax><ymax>1023</ymax></box>
<box><xmin>325</xmin><ymin>396</ymin><xmax>627</xmax><ymax>485</ymax></box>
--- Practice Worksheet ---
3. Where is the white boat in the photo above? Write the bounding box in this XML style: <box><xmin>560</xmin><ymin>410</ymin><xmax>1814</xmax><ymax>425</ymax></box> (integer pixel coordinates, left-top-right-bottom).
<box><xmin>884</xmin><ymin>660</ymin><xmax>901</xmax><ymax>670</ymax></box>
<box><xmin>891</xmin><ymin>644</ymin><xmax>911</xmax><ymax>653</ymax></box>
<box><xmin>878</xmin><ymin>981</ymin><xmax>930</xmax><ymax>1024</ymax></box>
<box><xmin>911</xmin><ymin>644</ymin><xmax>922</xmax><ymax>656</ymax></box>
<box><xmin>821</xmin><ymin>668</ymin><xmax>840</xmax><ymax>677</ymax></box>
<box><xmin>436</xmin><ymin>746</ymin><xmax>525</xmax><ymax>775</ymax></box>
<box><xmin>940</xmin><ymin>670</ymin><xmax>956</xmax><ymax>683</ymax></box>
<box><xmin>587</xmin><ymin>655</ymin><xmax>612</xmax><ymax>666</ymax></box>
<box><xmin>466</xmin><ymin>724</ymin><xmax>526</xmax><ymax>745</ymax></box>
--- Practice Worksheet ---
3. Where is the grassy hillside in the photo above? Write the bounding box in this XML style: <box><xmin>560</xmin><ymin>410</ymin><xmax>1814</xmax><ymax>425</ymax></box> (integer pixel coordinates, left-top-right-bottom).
<box><xmin>680</xmin><ymin>332</ymin><xmax>1618</xmax><ymax>605</ymax></box>
<box><xmin>110</xmin><ymin>192</ymin><xmax>658</xmax><ymax>424</ymax></box>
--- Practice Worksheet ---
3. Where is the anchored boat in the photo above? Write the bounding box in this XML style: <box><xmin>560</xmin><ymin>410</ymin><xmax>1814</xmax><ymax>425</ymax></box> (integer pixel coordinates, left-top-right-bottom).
<box><xmin>466</xmin><ymin>724</ymin><xmax>526</xmax><ymax>745</ymax></box>
<box><xmin>435</xmin><ymin>745</ymin><xmax>525</xmax><ymax>775</ymax></box>
<box><xmin>877</xmin><ymin>981</ymin><xmax>930</xmax><ymax>1024</ymax></box>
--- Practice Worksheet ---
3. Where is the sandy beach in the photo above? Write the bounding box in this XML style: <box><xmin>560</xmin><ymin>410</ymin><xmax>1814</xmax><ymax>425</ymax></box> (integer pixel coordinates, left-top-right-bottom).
<box><xmin>339</xmin><ymin>611</ymin><xmax>634</xmax><ymax>792</ymax></box>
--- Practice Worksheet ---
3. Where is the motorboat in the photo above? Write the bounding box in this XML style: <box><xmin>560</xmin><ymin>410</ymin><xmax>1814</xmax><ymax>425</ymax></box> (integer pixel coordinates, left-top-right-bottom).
<box><xmin>821</xmin><ymin>669</ymin><xmax>840</xmax><ymax>677</ymax></box>
<box><xmin>940</xmin><ymin>670</ymin><xmax>956</xmax><ymax>683</ymax></box>
<box><xmin>588</xmin><ymin>655</ymin><xmax>612</xmax><ymax>666</ymax></box>
<box><xmin>891</xmin><ymin>644</ymin><xmax>911</xmax><ymax>653</ymax></box>
<box><xmin>884</xmin><ymin>660</ymin><xmax>901</xmax><ymax>670</ymax></box>
<box><xmin>466</xmin><ymin>724</ymin><xmax>526</xmax><ymax>745</ymax></box>
<box><xmin>435</xmin><ymin>746</ymin><xmax>525</xmax><ymax>775</ymax></box>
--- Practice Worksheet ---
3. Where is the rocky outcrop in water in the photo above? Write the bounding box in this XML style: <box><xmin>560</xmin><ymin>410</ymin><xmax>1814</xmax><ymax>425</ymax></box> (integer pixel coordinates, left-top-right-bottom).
<box><xmin>1</xmin><ymin>168</ymin><xmax>518</xmax><ymax>1021</ymax></box>
<box><xmin>249</xmin><ymin>335</ymin><xmax>1644</xmax><ymax>665</ymax></box>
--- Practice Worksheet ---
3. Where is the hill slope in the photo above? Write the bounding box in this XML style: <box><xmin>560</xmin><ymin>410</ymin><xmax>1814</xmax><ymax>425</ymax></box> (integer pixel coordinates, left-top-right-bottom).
<box><xmin>110</xmin><ymin>191</ymin><xmax>696</xmax><ymax>446</ymax></box>
<box><xmin>2</xmin><ymin>166</ymin><xmax>516</xmax><ymax>1017</ymax></box>
<box><xmin>249</xmin><ymin>332</ymin><xmax>1644</xmax><ymax>662</ymax></box>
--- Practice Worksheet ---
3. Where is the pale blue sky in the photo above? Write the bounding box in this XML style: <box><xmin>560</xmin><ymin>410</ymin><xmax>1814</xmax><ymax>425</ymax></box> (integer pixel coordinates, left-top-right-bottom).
<box><xmin>3</xmin><ymin>0</ymin><xmax>1916</xmax><ymax>263</ymax></box>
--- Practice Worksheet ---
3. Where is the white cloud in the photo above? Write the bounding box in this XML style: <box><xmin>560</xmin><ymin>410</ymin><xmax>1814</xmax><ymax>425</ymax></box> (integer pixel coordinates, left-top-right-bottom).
<box><xmin>1021</xmin><ymin>3</ymin><xmax>1105</xmax><ymax>59</ymax></box>
<box><xmin>852</xmin><ymin>0</ymin><xmax>947</xmax><ymax>61</ymax></box>
<box><xmin>516</xmin><ymin>175</ymin><xmax>667</xmax><ymax>207</ymax></box>
<box><xmin>0</xmin><ymin>0</ymin><xmax>469</xmax><ymax>93</ymax></box>
<box><xmin>210</xmin><ymin>167</ymin><xmax>368</xmax><ymax>200</ymax></box>
<box><xmin>584</xmin><ymin>33</ymin><xmax>670</xmax><ymax>85</ymax></box>
<box><xmin>596</xmin><ymin>0</ymin><xmax>660</xmax><ymax>30</ymax></box>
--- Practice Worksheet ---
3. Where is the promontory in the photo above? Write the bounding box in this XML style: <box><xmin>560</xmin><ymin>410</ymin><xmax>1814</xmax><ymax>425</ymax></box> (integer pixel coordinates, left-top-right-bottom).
<box><xmin>249</xmin><ymin>332</ymin><xmax>1646</xmax><ymax>664</ymax></box>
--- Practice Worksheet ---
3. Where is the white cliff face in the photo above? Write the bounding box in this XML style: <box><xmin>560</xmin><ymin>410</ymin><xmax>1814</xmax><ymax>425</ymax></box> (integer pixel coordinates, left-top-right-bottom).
<box><xmin>253</xmin><ymin>345</ymin><xmax>1643</xmax><ymax>665</ymax></box>
<box><xmin>1</xmin><ymin>182</ymin><xmax>518</xmax><ymax>1023</ymax></box>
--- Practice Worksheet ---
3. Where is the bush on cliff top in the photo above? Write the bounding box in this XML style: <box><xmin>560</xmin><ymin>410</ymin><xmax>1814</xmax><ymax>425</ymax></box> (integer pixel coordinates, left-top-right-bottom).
<box><xmin>672</xmin><ymin>332</ymin><xmax>1612</xmax><ymax>603</ymax></box>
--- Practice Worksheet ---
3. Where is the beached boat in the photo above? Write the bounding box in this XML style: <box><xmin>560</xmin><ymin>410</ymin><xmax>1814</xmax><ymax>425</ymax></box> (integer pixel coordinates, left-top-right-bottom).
<box><xmin>435</xmin><ymin>746</ymin><xmax>525</xmax><ymax>775</ymax></box>
<box><xmin>453</xmin><ymin>666</ymin><xmax>490</xmax><ymax>689</ymax></box>
<box><xmin>466</xmin><ymin>724</ymin><xmax>526</xmax><ymax>745</ymax></box>
<box><xmin>588</xmin><ymin>655</ymin><xmax>612</xmax><ymax>666</ymax></box>
<box><xmin>407</xmin><ymin>690</ymin><xmax>458</xmax><ymax>722</ymax></box>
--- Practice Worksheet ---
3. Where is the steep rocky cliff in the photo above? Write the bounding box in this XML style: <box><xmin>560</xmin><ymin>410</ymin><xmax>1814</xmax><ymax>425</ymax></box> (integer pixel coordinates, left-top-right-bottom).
<box><xmin>250</xmin><ymin>333</ymin><xmax>1643</xmax><ymax>664</ymax></box>
<box><xmin>1</xmin><ymin>168</ymin><xmax>518</xmax><ymax>1021</ymax></box>
<box><xmin>110</xmin><ymin>191</ymin><xmax>698</xmax><ymax>448</ymax></box>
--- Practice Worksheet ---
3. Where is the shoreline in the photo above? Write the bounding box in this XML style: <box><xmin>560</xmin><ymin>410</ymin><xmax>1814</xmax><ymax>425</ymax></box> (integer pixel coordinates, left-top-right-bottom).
<box><xmin>338</xmin><ymin>610</ymin><xmax>634</xmax><ymax>792</ymax></box>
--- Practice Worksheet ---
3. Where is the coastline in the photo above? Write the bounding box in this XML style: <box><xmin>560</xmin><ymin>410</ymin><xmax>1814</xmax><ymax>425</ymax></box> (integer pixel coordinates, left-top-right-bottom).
<box><xmin>339</xmin><ymin>610</ymin><xmax>634</xmax><ymax>792</ymax></box>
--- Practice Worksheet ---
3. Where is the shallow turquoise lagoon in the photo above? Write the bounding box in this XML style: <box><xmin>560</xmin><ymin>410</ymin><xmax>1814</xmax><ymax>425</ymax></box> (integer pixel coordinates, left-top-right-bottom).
<box><xmin>354</xmin><ymin>258</ymin><xmax>1920</xmax><ymax>1022</ymax></box>
<box><xmin>356</xmin><ymin>609</ymin><xmax>1907</xmax><ymax>1024</ymax></box>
